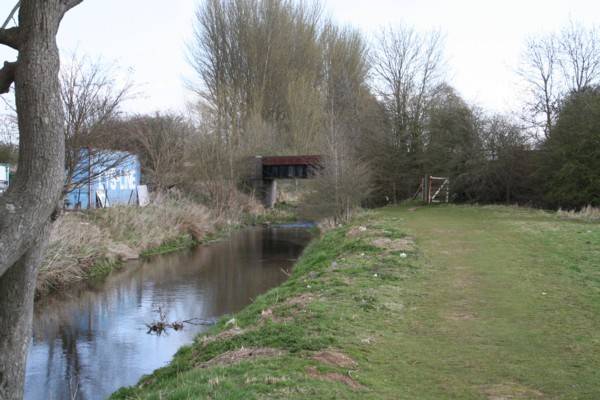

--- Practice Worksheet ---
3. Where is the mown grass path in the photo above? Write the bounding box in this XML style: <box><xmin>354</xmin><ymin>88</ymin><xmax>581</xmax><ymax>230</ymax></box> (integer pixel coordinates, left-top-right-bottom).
<box><xmin>113</xmin><ymin>206</ymin><xmax>600</xmax><ymax>399</ymax></box>
<box><xmin>381</xmin><ymin>205</ymin><xmax>600</xmax><ymax>399</ymax></box>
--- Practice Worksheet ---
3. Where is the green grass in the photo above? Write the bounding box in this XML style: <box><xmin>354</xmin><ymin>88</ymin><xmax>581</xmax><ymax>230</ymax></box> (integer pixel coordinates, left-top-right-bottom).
<box><xmin>140</xmin><ymin>234</ymin><xmax>198</xmax><ymax>258</ymax></box>
<box><xmin>243</xmin><ymin>202</ymin><xmax>301</xmax><ymax>226</ymax></box>
<box><xmin>111</xmin><ymin>205</ymin><xmax>600</xmax><ymax>399</ymax></box>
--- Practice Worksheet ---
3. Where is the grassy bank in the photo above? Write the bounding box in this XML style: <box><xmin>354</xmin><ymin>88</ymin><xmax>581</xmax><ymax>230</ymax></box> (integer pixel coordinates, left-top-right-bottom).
<box><xmin>37</xmin><ymin>192</ymin><xmax>256</xmax><ymax>296</ymax></box>
<box><xmin>112</xmin><ymin>205</ymin><xmax>600</xmax><ymax>399</ymax></box>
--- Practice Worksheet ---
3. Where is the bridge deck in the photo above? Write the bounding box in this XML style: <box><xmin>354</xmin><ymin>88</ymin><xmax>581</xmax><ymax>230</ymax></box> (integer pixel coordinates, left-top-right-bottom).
<box><xmin>260</xmin><ymin>155</ymin><xmax>321</xmax><ymax>179</ymax></box>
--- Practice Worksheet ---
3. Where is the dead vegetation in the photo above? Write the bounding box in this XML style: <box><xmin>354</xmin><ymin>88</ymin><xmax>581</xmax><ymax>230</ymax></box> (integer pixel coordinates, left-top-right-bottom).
<box><xmin>346</xmin><ymin>225</ymin><xmax>369</xmax><ymax>238</ymax></box>
<box><xmin>37</xmin><ymin>190</ymin><xmax>256</xmax><ymax>297</ymax></box>
<box><xmin>259</xmin><ymin>308</ymin><xmax>292</xmax><ymax>324</ymax></box>
<box><xmin>305</xmin><ymin>366</ymin><xmax>364</xmax><ymax>390</ymax></box>
<box><xmin>38</xmin><ymin>213</ymin><xmax>112</xmax><ymax>295</ymax></box>
<box><xmin>260</xmin><ymin>293</ymin><xmax>317</xmax><ymax>324</ymax></box>
<box><xmin>557</xmin><ymin>205</ymin><xmax>600</xmax><ymax>222</ymax></box>
<box><xmin>199</xmin><ymin>327</ymin><xmax>246</xmax><ymax>347</ymax></box>
<box><xmin>88</xmin><ymin>191</ymin><xmax>213</xmax><ymax>250</ymax></box>
<box><xmin>480</xmin><ymin>383</ymin><xmax>545</xmax><ymax>400</ymax></box>
<box><xmin>311</xmin><ymin>350</ymin><xmax>357</xmax><ymax>369</ymax></box>
<box><xmin>446</xmin><ymin>311</ymin><xmax>477</xmax><ymax>321</ymax></box>
<box><xmin>371</xmin><ymin>237</ymin><xmax>415</xmax><ymax>252</ymax></box>
<box><xmin>346</xmin><ymin>225</ymin><xmax>416</xmax><ymax>253</ymax></box>
<box><xmin>283</xmin><ymin>293</ymin><xmax>315</xmax><ymax>308</ymax></box>
<box><xmin>145</xmin><ymin>306</ymin><xmax>216</xmax><ymax>335</ymax></box>
<box><xmin>197</xmin><ymin>347</ymin><xmax>285</xmax><ymax>369</ymax></box>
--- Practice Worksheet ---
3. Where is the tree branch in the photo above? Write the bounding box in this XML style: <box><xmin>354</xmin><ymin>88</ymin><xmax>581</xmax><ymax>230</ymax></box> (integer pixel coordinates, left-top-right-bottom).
<box><xmin>0</xmin><ymin>27</ymin><xmax>20</xmax><ymax>50</ymax></box>
<box><xmin>0</xmin><ymin>61</ymin><xmax>16</xmax><ymax>94</ymax></box>
<box><xmin>1</xmin><ymin>2</ymin><xmax>19</xmax><ymax>30</ymax></box>
<box><xmin>61</xmin><ymin>0</ymin><xmax>84</xmax><ymax>13</ymax></box>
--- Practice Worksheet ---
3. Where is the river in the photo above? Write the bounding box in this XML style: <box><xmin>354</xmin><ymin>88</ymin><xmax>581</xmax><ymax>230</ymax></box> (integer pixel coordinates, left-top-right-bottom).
<box><xmin>24</xmin><ymin>226</ymin><xmax>312</xmax><ymax>400</ymax></box>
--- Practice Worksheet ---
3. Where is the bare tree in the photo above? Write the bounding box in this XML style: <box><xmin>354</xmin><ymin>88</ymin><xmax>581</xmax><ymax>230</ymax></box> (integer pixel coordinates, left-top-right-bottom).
<box><xmin>125</xmin><ymin>113</ymin><xmax>192</xmax><ymax>191</ymax></box>
<box><xmin>373</xmin><ymin>25</ymin><xmax>445</xmax><ymax>151</ymax></box>
<box><xmin>0</xmin><ymin>1</ymin><xmax>83</xmax><ymax>398</ymax></box>
<box><xmin>187</xmin><ymin>0</ymin><xmax>324</xmax><ymax>149</ymax></box>
<box><xmin>301</xmin><ymin>116</ymin><xmax>372</xmax><ymax>223</ymax></box>
<box><xmin>371</xmin><ymin>24</ymin><xmax>446</xmax><ymax>201</ymax></box>
<box><xmin>559</xmin><ymin>21</ymin><xmax>600</xmax><ymax>93</ymax></box>
<box><xmin>61</xmin><ymin>53</ymin><xmax>133</xmax><ymax>195</ymax></box>
<box><xmin>519</xmin><ymin>35</ymin><xmax>559</xmax><ymax>140</ymax></box>
<box><xmin>519</xmin><ymin>20</ymin><xmax>600</xmax><ymax>141</ymax></box>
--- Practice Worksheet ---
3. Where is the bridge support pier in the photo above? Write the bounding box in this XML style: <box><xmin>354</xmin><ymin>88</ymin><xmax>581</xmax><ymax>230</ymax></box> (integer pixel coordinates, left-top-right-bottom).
<box><xmin>249</xmin><ymin>154</ymin><xmax>321</xmax><ymax>209</ymax></box>
<box><xmin>264</xmin><ymin>179</ymin><xmax>277</xmax><ymax>209</ymax></box>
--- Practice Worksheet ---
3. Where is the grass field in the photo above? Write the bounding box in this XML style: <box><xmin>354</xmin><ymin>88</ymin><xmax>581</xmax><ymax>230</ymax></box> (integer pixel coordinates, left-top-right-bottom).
<box><xmin>112</xmin><ymin>205</ymin><xmax>600</xmax><ymax>399</ymax></box>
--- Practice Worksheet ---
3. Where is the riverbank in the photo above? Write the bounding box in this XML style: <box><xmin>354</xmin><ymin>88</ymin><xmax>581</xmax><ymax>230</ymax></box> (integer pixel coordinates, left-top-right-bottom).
<box><xmin>37</xmin><ymin>191</ymin><xmax>273</xmax><ymax>297</ymax></box>
<box><xmin>112</xmin><ymin>205</ymin><xmax>600</xmax><ymax>399</ymax></box>
<box><xmin>26</xmin><ymin>224</ymin><xmax>313</xmax><ymax>400</ymax></box>
<box><xmin>37</xmin><ymin>191</ymin><xmax>309</xmax><ymax>297</ymax></box>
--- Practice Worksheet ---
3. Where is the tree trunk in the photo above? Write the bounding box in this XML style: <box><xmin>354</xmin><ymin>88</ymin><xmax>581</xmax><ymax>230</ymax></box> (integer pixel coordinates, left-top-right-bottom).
<box><xmin>0</xmin><ymin>1</ymin><xmax>82</xmax><ymax>398</ymax></box>
<box><xmin>0</xmin><ymin>230</ymin><xmax>48</xmax><ymax>400</ymax></box>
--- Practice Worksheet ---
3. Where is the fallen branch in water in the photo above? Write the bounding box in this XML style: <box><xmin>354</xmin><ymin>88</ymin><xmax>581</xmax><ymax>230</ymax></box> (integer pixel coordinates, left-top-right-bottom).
<box><xmin>145</xmin><ymin>306</ymin><xmax>217</xmax><ymax>335</ymax></box>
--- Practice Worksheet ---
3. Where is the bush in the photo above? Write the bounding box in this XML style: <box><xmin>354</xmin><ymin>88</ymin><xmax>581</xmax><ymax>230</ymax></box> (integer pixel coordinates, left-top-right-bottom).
<box><xmin>541</xmin><ymin>88</ymin><xmax>600</xmax><ymax>209</ymax></box>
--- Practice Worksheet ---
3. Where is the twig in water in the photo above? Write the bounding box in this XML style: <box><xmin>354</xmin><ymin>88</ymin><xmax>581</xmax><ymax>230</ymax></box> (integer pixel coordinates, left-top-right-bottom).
<box><xmin>145</xmin><ymin>306</ymin><xmax>216</xmax><ymax>335</ymax></box>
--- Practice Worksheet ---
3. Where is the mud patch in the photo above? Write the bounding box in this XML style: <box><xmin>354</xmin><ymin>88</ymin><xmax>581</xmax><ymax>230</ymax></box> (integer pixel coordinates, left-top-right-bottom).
<box><xmin>306</xmin><ymin>366</ymin><xmax>364</xmax><ymax>390</ymax></box>
<box><xmin>480</xmin><ymin>383</ymin><xmax>544</xmax><ymax>399</ymax></box>
<box><xmin>311</xmin><ymin>350</ymin><xmax>357</xmax><ymax>368</ymax></box>
<box><xmin>198</xmin><ymin>347</ymin><xmax>285</xmax><ymax>368</ymax></box>
<box><xmin>372</xmin><ymin>237</ymin><xmax>415</xmax><ymax>252</ymax></box>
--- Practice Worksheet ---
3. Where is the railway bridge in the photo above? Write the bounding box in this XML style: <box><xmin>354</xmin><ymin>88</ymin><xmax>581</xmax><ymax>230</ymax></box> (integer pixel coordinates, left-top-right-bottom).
<box><xmin>251</xmin><ymin>155</ymin><xmax>321</xmax><ymax>208</ymax></box>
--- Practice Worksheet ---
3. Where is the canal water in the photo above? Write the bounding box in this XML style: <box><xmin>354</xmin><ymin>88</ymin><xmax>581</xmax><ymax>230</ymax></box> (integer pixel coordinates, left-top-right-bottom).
<box><xmin>24</xmin><ymin>226</ymin><xmax>312</xmax><ymax>400</ymax></box>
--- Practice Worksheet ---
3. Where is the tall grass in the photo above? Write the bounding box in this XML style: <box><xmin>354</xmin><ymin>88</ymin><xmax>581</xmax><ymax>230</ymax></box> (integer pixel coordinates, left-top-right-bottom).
<box><xmin>38</xmin><ymin>213</ymin><xmax>112</xmax><ymax>295</ymax></box>
<box><xmin>88</xmin><ymin>191</ymin><xmax>213</xmax><ymax>250</ymax></box>
<box><xmin>37</xmin><ymin>191</ymin><xmax>247</xmax><ymax>296</ymax></box>
<box><xmin>557</xmin><ymin>205</ymin><xmax>600</xmax><ymax>221</ymax></box>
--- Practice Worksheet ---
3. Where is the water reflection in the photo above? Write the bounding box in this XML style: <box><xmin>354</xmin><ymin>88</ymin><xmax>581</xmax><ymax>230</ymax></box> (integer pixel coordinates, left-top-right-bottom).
<box><xmin>25</xmin><ymin>226</ymin><xmax>312</xmax><ymax>400</ymax></box>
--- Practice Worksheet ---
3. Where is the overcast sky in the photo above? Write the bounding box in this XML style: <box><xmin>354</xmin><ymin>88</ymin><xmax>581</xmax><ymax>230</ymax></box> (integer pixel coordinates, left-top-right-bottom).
<box><xmin>0</xmin><ymin>0</ymin><xmax>597</xmax><ymax>115</ymax></box>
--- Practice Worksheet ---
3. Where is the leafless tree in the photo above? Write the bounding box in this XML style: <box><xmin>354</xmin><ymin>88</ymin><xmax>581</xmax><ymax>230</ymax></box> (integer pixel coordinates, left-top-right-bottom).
<box><xmin>373</xmin><ymin>25</ymin><xmax>446</xmax><ymax>151</ymax></box>
<box><xmin>124</xmin><ymin>113</ymin><xmax>192</xmax><ymax>191</ymax></box>
<box><xmin>558</xmin><ymin>21</ymin><xmax>600</xmax><ymax>93</ymax></box>
<box><xmin>61</xmin><ymin>53</ymin><xmax>134</xmax><ymax>195</ymax></box>
<box><xmin>519</xmin><ymin>20</ymin><xmax>600</xmax><ymax>140</ymax></box>
<box><xmin>188</xmin><ymin>0</ymin><xmax>324</xmax><ymax>149</ymax></box>
<box><xmin>519</xmin><ymin>35</ymin><xmax>559</xmax><ymax>140</ymax></box>
<box><xmin>370</xmin><ymin>24</ymin><xmax>446</xmax><ymax>201</ymax></box>
<box><xmin>320</xmin><ymin>23</ymin><xmax>369</xmax><ymax>145</ymax></box>
<box><xmin>0</xmin><ymin>1</ymin><xmax>83</xmax><ymax>399</ymax></box>
<box><xmin>301</xmin><ymin>117</ymin><xmax>372</xmax><ymax>223</ymax></box>
<box><xmin>187</xmin><ymin>0</ymin><xmax>376</xmax><ymax>214</ymax></box>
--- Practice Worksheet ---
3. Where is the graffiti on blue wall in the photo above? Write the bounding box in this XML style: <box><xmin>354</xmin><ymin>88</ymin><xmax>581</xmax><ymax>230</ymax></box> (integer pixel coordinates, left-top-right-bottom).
<box><xmin>65</xmin><ymin>150</ymin><xmax>141</xmax><ymax>209</ymax></box>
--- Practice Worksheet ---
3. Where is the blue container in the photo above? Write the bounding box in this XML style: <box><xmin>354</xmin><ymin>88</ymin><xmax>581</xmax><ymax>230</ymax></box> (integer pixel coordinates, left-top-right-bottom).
<box><xmin>65</xmin><ymin>150</ymin><xmax>141</xmax><ymax>209</ymax></box>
